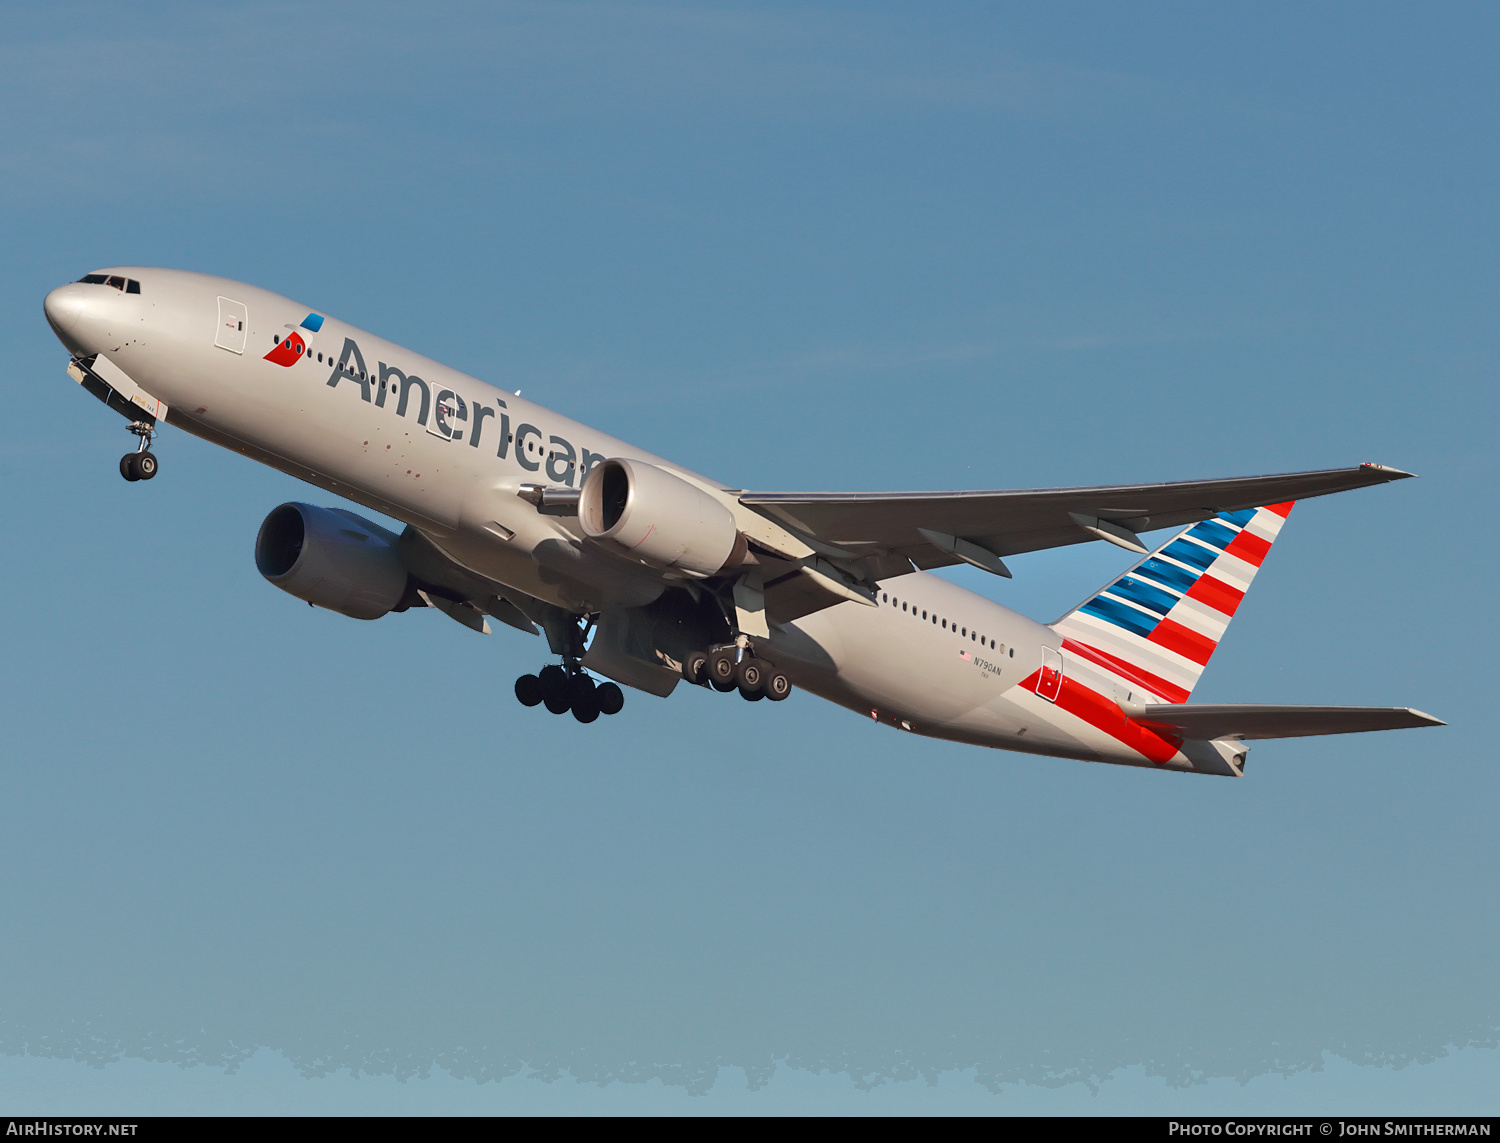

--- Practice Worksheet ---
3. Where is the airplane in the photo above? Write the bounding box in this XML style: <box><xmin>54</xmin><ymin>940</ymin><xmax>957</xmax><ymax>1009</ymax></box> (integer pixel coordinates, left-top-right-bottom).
<box><xmin>42</xmin><ymin>267</ymin><xmax>1442</xmax><ymax>776</ymax></box>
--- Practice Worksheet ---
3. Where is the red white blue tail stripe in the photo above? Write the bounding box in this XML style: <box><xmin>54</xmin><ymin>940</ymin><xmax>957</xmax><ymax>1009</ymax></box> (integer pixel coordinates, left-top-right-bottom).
<box><xmin>1050</xmin><ymin>502</ymin><xmax>1295</xmax><ymax>704</ymax></box>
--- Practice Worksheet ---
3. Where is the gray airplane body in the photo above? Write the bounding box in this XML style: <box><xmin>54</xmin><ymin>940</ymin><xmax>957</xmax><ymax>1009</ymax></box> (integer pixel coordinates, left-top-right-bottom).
<box><xmin>43</xmin><ymin>268</ymin><xmax>1441</xmax><ymax>775</ymax></box>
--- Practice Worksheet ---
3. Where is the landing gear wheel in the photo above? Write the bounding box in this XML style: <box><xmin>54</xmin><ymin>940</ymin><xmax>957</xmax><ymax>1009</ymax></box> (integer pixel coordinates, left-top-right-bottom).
<box><xmin>569</xmin><ymin>673</ymin><xmax>596</xmax><ymax>706</ymax></box>
<box><xmin>564</xmin><ymin>675</ymin><xmax>598</xmax><ymax>723</ymax></box>
<box><xmin>736</xmin><ymin>659</ymin><xmax>764</xmax><ymax>694</ymax></box>
<box><xmin>515</xmin><ymin>674</ymin><xmax>543</xmax><ymax>707</ymax></box>
<box><xmin>538</xmin><ymin>664</ymin><xmax>571</xmax><ymax>714</ymax></box>
<box><xmin>596</xmin><ymin>682</ymin><xmax>624</xmax><ymax>716</ymax></box>
<box><xmin>120</xmin><ymin>453</ymin><xmax>140</xmax><ymax>482</ymax></box>
<box><xmin>765</xmin><ymin>671</ymin><xmax>792</xmax><ymax>701</ymax></box>
<box><xmin>134</xmin><ymin>451</ymin><xmax>158</xmax><ymax>480</ymax></box>
<box><xmin>708</xmin><ymin>648</ymin><xmax>738</xmax><ymax>692</ymax></box>
<box><xmin>738</xmin><ymin>683</ymin><xmax>765</xmax><ymax>701</ymax></box>
<box><xmin>683</xmin><ymin>651</ymin><xmax>709</xmax><ymax>686</ymax></box>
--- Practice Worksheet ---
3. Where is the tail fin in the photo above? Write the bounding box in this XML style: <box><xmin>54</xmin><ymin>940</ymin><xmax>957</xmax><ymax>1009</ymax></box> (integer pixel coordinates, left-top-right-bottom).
<box><xmin>1050</xmin><ymin>502</ymin><xmax>1295</xmax><ymax>703</ymax></box>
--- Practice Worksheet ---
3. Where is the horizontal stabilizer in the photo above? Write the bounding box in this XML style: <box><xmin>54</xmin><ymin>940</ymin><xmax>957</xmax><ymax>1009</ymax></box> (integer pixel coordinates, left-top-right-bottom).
<box><xmin>1136</xmin><ymin>704</ymin><xmax>1444</xmax><ymax>741</ymax></box>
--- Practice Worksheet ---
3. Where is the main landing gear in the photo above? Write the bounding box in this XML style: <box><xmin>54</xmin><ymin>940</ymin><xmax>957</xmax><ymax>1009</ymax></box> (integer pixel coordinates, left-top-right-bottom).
<box><xmin>515</xmin><ymin>664</ymin><xmax>625</xmax><ymax>724</ymax></box>
<box><xmin>119</xmin><ymin>420</ymin><xmax>158</xmax><ymax>482</ymax></box>
<box><xmin>682</xmin><ymin>644</ymin><xmax>791</xmax><ymax>703</ymax></box>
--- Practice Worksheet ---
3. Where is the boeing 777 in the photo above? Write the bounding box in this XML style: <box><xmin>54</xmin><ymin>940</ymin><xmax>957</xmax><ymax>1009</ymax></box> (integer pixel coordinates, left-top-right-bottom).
<box><xmin>42</xmin><ymin>268</ymin><xmax>1442</xmax><ymax>776</ymax></box>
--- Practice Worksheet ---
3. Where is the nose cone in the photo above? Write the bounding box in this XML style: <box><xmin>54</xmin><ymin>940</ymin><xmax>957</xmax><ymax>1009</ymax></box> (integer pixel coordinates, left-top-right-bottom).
<box><xmin>44</xmin><ymin>283</ymin><xmax>108</xmax><ymax>356</ymax></box>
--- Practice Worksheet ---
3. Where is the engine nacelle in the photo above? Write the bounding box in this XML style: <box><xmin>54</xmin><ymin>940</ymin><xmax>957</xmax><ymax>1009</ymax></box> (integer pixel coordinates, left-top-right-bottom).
<box><xmin>255</xmin><ymin>502</ymin><xmax>408</xmax><ymax>619</ymax></box>
<box><xmin>578</xmin><ymin>458</ymin><xmax>747</xmax><ymax>577</ymax></box>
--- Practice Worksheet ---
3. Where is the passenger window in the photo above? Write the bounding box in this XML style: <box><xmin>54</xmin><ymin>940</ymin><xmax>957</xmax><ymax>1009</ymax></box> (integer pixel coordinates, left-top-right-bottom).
<box><xmin>882</xmin><ymin>593</ymin><xmax>888</xmax><ymax>603</ymax></box>
<box><xmin>273</xmin><ymin>335</ymin><xmax>280</xmax><ymax>343</ymax></box>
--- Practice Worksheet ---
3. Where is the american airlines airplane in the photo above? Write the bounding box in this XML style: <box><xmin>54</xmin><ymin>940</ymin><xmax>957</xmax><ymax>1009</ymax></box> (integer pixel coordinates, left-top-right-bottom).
<box><xmin>43</xmin><ymin>268</ymin><xmax>1442</xmax><ymax>776</ymax></box>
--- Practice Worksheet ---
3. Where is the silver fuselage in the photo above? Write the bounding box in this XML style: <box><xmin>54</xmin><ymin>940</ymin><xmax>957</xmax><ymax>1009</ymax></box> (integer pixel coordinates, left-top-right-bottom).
<box><xmin>44</xmin><ymin>267</ymin><xmax>1232</xmax><ymax>774</ymax></box>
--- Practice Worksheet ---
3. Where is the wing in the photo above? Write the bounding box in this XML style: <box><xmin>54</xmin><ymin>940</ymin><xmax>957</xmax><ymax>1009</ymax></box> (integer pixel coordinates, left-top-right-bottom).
<box><xmin>740</xmin><ymin>463</ymin><xmax>1413</xmax><ymax>570</ymax></box>
<box><xmin>1136</xmin><ymin>704</ymin><xmax>1445</xmax><ymax>741</ymax></box>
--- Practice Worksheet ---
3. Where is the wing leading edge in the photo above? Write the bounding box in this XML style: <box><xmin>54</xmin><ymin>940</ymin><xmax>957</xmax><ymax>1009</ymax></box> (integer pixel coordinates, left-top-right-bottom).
<box><xmin>739</xmin><ymin>463</ymin><xmax>1413</xmax><ymax>568</ymax></box>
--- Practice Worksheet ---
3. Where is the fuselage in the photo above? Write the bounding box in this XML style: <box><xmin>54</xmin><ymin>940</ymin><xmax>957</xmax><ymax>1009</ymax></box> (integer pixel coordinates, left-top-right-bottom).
<box><xmin>43</xmin><ymin>267</ymin><xmax>1239</xmax><ymax>775</ymax></box>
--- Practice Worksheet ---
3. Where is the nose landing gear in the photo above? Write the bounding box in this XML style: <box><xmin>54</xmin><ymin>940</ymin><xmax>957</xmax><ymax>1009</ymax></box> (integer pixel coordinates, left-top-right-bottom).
<box><xmin>119</xmin><ymin>421</ymin><xmax>158</xmax><ymax>482</ymax></box>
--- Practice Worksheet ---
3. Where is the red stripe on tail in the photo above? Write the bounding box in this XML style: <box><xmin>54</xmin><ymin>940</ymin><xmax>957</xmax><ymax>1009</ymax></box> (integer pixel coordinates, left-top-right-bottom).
<box><xmin>1224</xmin><ymin>529</ymin><xmax>1271</xmax><ymax>566</ymax></box>
<box><xmin>1021</xmin><ymin>669</ymin><xmax>1182</xmax><ymax>765</ymax></box>
<box><xmin>1185</xmin><ymin>574</ymin><xmax>1245</xmax><ymax>617</ymax></box>
<box><xmin>1148</xmin><ymin>618</ymin><xmax>1218</xmax><ymax>665</ymax></box>
<box><xmin>1060</xmin><ymin>638</ymin><xmax>1191</xmax><ymax>703</ymax></box>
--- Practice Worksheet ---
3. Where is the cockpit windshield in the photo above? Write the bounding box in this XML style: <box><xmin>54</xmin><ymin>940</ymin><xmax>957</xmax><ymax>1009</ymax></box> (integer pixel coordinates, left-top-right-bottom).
<box><xmin>78</xmin><ymin>274</ymin><xmax>141</xmax><ymax>294</ymax></box>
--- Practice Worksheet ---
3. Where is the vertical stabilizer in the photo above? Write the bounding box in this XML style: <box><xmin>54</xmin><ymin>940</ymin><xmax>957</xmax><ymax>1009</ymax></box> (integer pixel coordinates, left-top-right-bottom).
<box><xmin>1050</xmin><ymin>502</ymin><xmax>1295</xmax><ymax>703</ymax></box>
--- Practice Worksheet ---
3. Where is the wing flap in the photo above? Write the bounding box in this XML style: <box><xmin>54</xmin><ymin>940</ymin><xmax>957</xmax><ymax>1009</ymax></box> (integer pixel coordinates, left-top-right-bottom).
<box><xmin>1136</xmin><ymin>704</ymin><xmax>1445</xmax><ymax>741</ymax></box>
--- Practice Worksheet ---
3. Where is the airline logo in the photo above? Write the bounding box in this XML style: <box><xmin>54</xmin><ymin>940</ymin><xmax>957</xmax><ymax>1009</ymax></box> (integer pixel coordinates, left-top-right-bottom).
<box><xmin>264</xmin><ymin>313</ymin><xmax>325</xmax><ymax>367</ymax></box>
<box><xmin>1051</xmin><ymin>503</ymin><xmax>1294</xmax><ymax>705</ymax></box>
<box><xmin>1023</xmin><ymin>503</ymin><xmax>1297</xmax><ymax>766</ymax></box>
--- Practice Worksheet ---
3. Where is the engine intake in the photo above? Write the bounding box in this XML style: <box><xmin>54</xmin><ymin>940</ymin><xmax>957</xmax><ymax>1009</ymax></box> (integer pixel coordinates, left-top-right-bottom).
<box><xmin>255</xmin><ymin>502</ymin><xmax>408</xmax><ymax>619</ymax></box>
<box><xmin>579</xmin><ymin>458</ymin><xmax>746</xmax><ymax>577</ymax></box>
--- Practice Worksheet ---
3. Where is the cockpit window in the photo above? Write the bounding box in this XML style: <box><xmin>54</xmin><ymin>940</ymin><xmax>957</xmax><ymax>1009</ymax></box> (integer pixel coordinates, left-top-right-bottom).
<box><xmin>76</xmin><ymin>274</ymin><xmax>142</xmax><ymax>293</ymax></box>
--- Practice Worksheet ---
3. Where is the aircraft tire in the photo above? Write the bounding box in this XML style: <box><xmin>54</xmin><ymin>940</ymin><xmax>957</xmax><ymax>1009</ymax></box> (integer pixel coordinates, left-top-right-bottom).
<box><xmin>736</xmin><ymin>659</ymin><xmax>764</xmax><ymax>694</ymax></box>
<box><xmin>766</xmin><ymin>671</ymin><xmax>792</xmax><ymax>701</ymax></box>
<box><xmin>708</xmin><ymin>648</ymin><xmax>738</xmax><ymax>692</ymax></box>
<box><xmin>514</xmin><ymin>674</ymin><xmax>543</xmax><ymax>707</ymax></box>
<box><xmin>739</xmin><ymin>683</ymin><xmax>764</xmax><ymax>701</ymax></box>
<box><xmin>538</xmin><ymin>665</ymin><xmax>571</xmax><ymax>713</ymax></box>
<box><xmin>120</xmin><ymin>454</ymin><xmax>140</xmax><ymax>482</ymax></box>
<box><xmin>572</xmin><ymin>694</ymin><xmax>600</xmax><ymax>723</ymax></box>
<box><xmin>136</xmin><ymin>452</ymin><xmax>158</xmax><ymax>480</ymax></box>
<box><xmin>596</xmin><ymin>682</ymin><xmax>624</xmax><ymax>715</ymax></box>
<box><xmin>683</xmin><ymin>651</ymin><xmax>708</xmax><ymax>685</ymax></box>
<box><xmin>569</xmin><ymin>673</ymin><xmax>596</xmax><ymax>707</ymax></box>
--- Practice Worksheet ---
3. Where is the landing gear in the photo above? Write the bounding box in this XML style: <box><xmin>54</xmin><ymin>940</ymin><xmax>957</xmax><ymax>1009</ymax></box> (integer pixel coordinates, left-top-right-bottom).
<box><xmin>539</xmin><ymin>664</ymin><xmax>572</xmax><ymax>714</ymax></box>
<box><xmin>708</xmin><ymin>647</ymin><xmax>739</xmax><ymax>692</ymax></box>
<box><xmin>119</xmin><ymin>421</ymin><xmax>158</xmax><ymax>482</ymax></box>
<box><xmin>514</xmin><ymin>674</ymin><xmax>543</xmax><ymax>707</ymax></box>
<box><xmin>596</xmin><ymin>682</ymin><xmax>624</xmax><ymax>715</ymax></box>
<box><xmin>685</xmin><ymin>643</ymin><xmax>793</xmax><ymax>703</ymax></box>
<box><xmin>513</xmin><ymin>662</ymin><xmax>624</xmax><ymax>722</ymax></box>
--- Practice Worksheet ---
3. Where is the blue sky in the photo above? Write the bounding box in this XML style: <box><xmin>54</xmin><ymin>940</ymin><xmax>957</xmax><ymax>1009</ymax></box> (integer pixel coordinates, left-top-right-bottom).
<box><xmin>0</xmin><ymin>1</ymin><xmax>1495</xmax><ymax>1115</ymax></box>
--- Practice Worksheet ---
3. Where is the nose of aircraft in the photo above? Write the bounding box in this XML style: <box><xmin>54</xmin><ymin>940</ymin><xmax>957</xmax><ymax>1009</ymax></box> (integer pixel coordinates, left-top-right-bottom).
<box><xmin>44</xmin><ymin>282</ymin><xmax>105</xmax><ymax>356</ymax></box>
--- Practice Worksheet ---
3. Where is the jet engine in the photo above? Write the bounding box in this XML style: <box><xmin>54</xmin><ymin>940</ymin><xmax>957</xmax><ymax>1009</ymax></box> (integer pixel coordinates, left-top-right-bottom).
<box><xmin>255</xmin><ymin>502</ymin><xmax>409</xmax><ymax>619</ymax></box>
<box><xmin>578</xmin><ymin>458</ymin><xmax>747</xmax><ymax>577</ymax></box>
